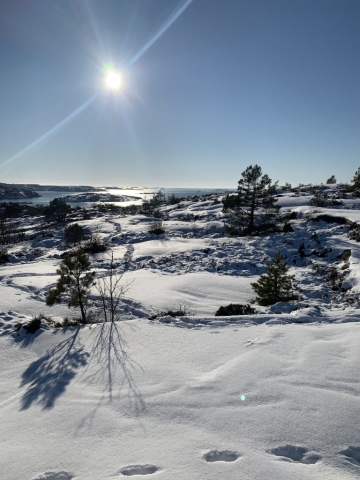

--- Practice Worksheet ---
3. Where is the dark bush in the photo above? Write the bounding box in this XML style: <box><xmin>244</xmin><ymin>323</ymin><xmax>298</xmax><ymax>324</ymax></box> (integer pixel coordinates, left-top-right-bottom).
<box><xmin>310</xmin><ymin>191</ymin><xmax>344</xmax><ymax>207</ymax></box>
<box><xmin>44</xmin><ymin>198</ymin><xmax>71</xmax><ymax>224</ymax></box>
<box><xmin>23</xmin><ymin>317</ymin><xmax>42</xmax><ymax>334</ymax></box>
<box><xmin>97</xmin><ymin>203</ymin><xmax>123</xmax><ymax>214</ymax></box>
<box><xmin>148</xmin><ymin>219</ymin><xmax>165</xmax><ymax>235</ymax></box>
<box><xmin>83</xmin><ymin>234</ymin><xmax>107</xmax><ymax>254</ymax></box>
<box><xmin>215</xmin><ymin>303</ymin><xmax>255</xmax><ymax>316</ymax></box>
<box><xmin>0</xmin><ymin>203</ymin><xmax>23</xmax><ymax>218</ymax></box>
<box><xmin>282</xmin><ymin>222</ymin><xmax>294</xmax><ymax>233</ymax></box>
<box><xmin>286</xmin><ymin>211</ymin><xmax>297</xmax><ymax>220</ymax></box>
<box><xmin>0</xmin><ymin>248</ymin><xmax>9</xmax><ymax>264</ymax></box>
<box><xmin>167</xmin><ymin>194</ymin><xmax>182</xmax><ymax>205</ymax></box>
<box><xmin>65</xmin><ymin>223</ymin><xmax>86</xmax><ymax>244</ymax></box>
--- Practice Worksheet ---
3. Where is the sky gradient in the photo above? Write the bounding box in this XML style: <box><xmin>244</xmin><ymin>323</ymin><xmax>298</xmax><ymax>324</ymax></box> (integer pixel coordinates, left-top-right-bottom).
<box><xmin>1</xmin><ymin>0</ymin><xmax>360</xmax><ymax>187</ymax></box>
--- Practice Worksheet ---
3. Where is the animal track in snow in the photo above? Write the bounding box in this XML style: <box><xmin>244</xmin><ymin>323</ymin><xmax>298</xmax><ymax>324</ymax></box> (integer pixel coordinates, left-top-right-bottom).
<box><xmin>268</xmin><ymin>445</ymin><xmax>321</xmax><ymax>464</ymax></box>
<box><xmin>119</xmin><ymin>464</ymin><xmax>160</xmax><ymax>476</ymax></box>
<box><xmin>203</xmin><ymin>450</ymin><xmax>240</xmax><ymax>462</ymax></box>
<box><xmin>339</xmin><ymin>446</ymin><xmax>360</xmax><ymax>466</ymax></box>
<box><xmin>32</xmin><ymin>472</ymin><xmax>74</xmax><ymax>480</ymax></box>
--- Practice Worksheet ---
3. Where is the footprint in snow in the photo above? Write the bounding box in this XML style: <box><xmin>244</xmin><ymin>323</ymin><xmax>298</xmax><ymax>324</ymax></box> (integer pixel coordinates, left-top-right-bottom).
<box><xmin>203</xmin><ymin>450</ymin><xmax>240</xmax><ymax>462</ymax></box>
<box><xmin>268</xmin><ymin>445</ymin><xmax>321</xmax><ymax>464</ymax></box>
<box><xmin>32</xmin><ymin>473</ymin><xmax>74</xmax><ymax>480</ymax></box>
<box><xmin>119</xmin><ymin>464</ymin><xmax>160</xmax><ymax>476</ymax></box>
<box><xmin>339</xmin><ymin>446</ymin><xmax>360</xmax><ymax>466</ymax></box>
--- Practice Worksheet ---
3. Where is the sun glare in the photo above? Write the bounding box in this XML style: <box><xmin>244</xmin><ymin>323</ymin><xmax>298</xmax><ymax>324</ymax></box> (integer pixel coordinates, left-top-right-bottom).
<box><xmin>104</xmin><ymin>70</ymin><xmax>123</xmax><ymax>91</ymax></box>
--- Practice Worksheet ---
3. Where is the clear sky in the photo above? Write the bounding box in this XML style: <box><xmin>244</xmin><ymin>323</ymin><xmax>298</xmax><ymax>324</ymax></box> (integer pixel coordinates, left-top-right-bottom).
<box><xmin>0</xmin><ymin>0</ymin><xmax>360</xmax><ymax>188</ymax></box>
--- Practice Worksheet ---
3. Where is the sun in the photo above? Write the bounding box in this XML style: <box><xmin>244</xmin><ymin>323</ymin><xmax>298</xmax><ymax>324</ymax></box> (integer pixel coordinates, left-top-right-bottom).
<box><xmin>104</xmin><ymin>70</ymin><xmax>123</xmax><ymax>91</ymax></box>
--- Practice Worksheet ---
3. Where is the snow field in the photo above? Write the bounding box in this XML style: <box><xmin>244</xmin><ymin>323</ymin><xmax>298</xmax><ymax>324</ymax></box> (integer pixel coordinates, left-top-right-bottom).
<box><xmin>0</xmin><ymin>321</ymin><xmax>359</xmax><ymax>479</ymax></box>
<box><xmin>1</xmin><ymin>187</ymin><xmax>360</xmax><ymax>478</ymax></box>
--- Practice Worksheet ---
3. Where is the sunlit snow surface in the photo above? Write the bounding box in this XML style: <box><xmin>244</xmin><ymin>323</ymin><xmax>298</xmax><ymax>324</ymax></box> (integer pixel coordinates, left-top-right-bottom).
<box><xmin>1</xmin><ymin>188</ymin><xmax>360</xmax><ymax>479</ymax></box>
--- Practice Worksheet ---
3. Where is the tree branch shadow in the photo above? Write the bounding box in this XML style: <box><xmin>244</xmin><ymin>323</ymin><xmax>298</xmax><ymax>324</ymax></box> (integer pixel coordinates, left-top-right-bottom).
<box><xmin>77</xmin><ymin>322</ymin><xmax>145</xmax><ymax>430</ymax></box>
<box><xmin>19</xmin><ymin>328</ymin><xmax>89</xmax><ymax>410</ymax></box>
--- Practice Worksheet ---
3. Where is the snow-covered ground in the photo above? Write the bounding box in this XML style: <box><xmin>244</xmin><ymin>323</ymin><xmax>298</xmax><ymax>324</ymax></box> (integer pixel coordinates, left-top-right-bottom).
<box><xmin>1</xmin><ymin>186</ymin><xmax>360</xmax><ymax>479</ymax></box>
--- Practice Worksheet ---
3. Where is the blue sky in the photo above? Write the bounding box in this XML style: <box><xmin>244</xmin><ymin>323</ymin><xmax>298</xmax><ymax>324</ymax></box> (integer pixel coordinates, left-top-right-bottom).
<box><xmin>0</xmin><ymin>0</ymin><xmax>360</xmax><ymax>187</ymax></box>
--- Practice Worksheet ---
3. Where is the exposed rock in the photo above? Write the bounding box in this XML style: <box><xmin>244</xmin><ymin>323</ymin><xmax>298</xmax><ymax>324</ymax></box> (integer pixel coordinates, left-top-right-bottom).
<box><xmin>313</xmin><ymin>214</ymin><xmax>353</xmax><ymax>225</ymax></box>
<box><xmin>337</xmin><ymin>249</ymin><xmax>351</xmax><ymax>262</ymax></box>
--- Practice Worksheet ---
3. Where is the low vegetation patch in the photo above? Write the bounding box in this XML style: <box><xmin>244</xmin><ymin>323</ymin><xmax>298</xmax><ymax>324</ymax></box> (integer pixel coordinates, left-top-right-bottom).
<box><xmin>149</xmin><ymin>306</ymin><xmax>189</xmax><ymax>320</ymax></box>
<box><xmin>215</xmin><ymin>303</ymin><xmax>255</xmax><ymax>316</ymax></box>
<box><xmin>83</xmin><ymin>234</ymin><xmax>108</xmax><ymax>254</ymax></box>
<box><xmin>148</xmin><ymin>219</ymin><xmax>166</xmax><ymax>235</ymax></box>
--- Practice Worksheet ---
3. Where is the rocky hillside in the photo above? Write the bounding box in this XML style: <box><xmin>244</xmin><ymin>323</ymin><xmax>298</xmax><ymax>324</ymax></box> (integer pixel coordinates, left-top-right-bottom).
<box><xmin>0</xmin><ymin>183</ymin><xmax>40</xmax><ymax>200</ymax></box>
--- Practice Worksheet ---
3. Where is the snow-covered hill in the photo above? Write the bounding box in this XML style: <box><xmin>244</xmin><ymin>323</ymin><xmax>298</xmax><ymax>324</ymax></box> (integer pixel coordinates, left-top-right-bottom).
<box><xmin>1</xmin><ymin>185</ymin><xmax>360</xmax><ymax>479</ymax></box>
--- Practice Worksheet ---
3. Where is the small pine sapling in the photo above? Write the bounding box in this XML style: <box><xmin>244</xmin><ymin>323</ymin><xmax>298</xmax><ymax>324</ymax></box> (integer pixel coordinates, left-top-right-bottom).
<box><xmin>46</xmin><ymin>249</ymin><xmax>96</xmax><ymax>323</ymax></box>
<box><xmin>251</xmin><ymin>251</ymin><xmax>298</xmax><ymax>306</ymax></box>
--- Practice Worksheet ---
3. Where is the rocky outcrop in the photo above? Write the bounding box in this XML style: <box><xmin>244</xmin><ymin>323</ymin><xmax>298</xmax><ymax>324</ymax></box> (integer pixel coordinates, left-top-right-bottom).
<box><xmin>60</xmin><ymin>192</ymin><xmax>140</xmax><ymax>203</ymax></box>
<box><xmin>0</xmin><ymin>184</ymin><xmax>40</xmax><ymax>199</ymax></box>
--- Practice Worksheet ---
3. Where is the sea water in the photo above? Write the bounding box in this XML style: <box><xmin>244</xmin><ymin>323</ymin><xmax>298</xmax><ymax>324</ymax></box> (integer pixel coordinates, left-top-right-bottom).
<box><xmin>7</xmin><ymin>187</ymin><xmax>231</xmax><ymax>207</ymax></box>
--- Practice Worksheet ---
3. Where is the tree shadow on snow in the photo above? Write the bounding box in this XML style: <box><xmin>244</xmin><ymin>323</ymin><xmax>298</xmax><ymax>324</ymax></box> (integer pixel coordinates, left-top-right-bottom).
<box><xmin>77</xmin><ymin>322</ymin><xmax>145</xmax><ymax>429</ymax></box>
<box><xmin>19</xmin><ymin>328</ymin><xmax>89</xmax><ymax>410</ymax></box>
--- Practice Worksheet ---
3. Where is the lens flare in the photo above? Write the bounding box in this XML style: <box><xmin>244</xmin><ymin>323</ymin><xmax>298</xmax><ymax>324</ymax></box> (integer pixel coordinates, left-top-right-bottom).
<box><xmin>1</xmin><ymin>93</ymin><xmax>98</xmax><ymax>171</ymax></box>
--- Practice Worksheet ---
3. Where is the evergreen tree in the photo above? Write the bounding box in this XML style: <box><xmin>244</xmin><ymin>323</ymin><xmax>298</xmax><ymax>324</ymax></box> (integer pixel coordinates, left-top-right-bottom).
<box><xmin>151</xmin><ymin>189</ymin><xmax>166</xmax><ymax>207</ymax></box>
<box><xmin>46</xmin><ymin>249</ymin><xmax>96</xmax><ymax>323</ymax></box>
<box><xmin>142</xmin><ymin>190</ymin><xmax>166</xmax><ymax>213</ymax></box>
<box><xmin>352</xmin><ymin>167</ymin><xmax>360</xmax><ymax>190</ymax></box>
<box><xmin>251</xmin><ymin>251</ymin><xmax>298</xmax><ymax>306</ymax></box>
<box><xmin>222</xmin><ymin>164</ymin><xmax>279</xmax><ymax>234</ymax></box>
<box><xmin>326</xmin><ymin>175</ymin><xmax>336</xmax><ymax>184</ymax></box>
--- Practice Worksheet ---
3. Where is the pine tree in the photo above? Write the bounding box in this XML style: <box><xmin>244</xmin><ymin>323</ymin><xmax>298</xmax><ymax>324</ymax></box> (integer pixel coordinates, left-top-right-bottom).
<box><xmin>46</xmin><ymin>249</ymin><xmax>96</xmax><ymax>323</ymax></box>
<box><xmin>326</xmin><ymin>175</ymin><xmax>336</xmax><ymax>184</ymax></box>
<box><xmin>251</xmin><ymin>252</ymin><xmax>298</xmax><ymax>306</ymax></box>
<box><xmin>352</xmin><ymin>167</ymin><xmax>360</xmax><ymax>190</ymax></box>
<box><xmin>222</xmin><ymin>164</ymin><xmax>279</xmax><ymax>234</ymax></box>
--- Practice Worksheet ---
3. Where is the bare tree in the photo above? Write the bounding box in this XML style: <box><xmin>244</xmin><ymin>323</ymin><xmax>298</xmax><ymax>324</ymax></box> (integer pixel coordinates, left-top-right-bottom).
<box><xmin>96</xmin><ymin>250</ymin><xmax>133</xmax><ymax>322</ymax></box>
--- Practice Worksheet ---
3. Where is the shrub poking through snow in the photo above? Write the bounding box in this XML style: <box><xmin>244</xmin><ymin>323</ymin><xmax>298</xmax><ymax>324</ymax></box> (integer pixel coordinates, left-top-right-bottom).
<box><xmin>148</xmin><ymin>305</ymin><xmax>189</xmax><ymax>320</ymax></box>
<box><xmin>23</xmin><ymin>316</ymin><xmax>42</xmax><ymax>334</ymax></box>
<box><xmin>83</xmin><ymin>233</ymin><xmax>107</xmax><ymax>254</ymax></box>
<box><xmin>215</xmin><ymin>304</ymin><xmax>255</xmax><ymax>316</ymax></box>
<box><xmin>65</xmin><ymin>223</ymin><xmax>86</xmax><ymax>245</ymax></box>
<box><xmin>148</xmin><ymin>219</ymin><xmax>165</xmax><ymax>235</ymax></box>
<box><xmin>46</xmin><ymin>249</ymin><xmax>96</xmax><ymax>324</ymax></box>
<box><xmin>251</xmin><ymin>251</ymin><xmax>299</xmax><ymax>306</ymax></box>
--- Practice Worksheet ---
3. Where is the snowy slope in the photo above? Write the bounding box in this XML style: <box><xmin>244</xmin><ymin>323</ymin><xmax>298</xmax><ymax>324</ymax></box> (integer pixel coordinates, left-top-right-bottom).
<box><xmin>0</xmin><ymin>321</ymin><xmax>359</xmax><ymax>479</ymax></box>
